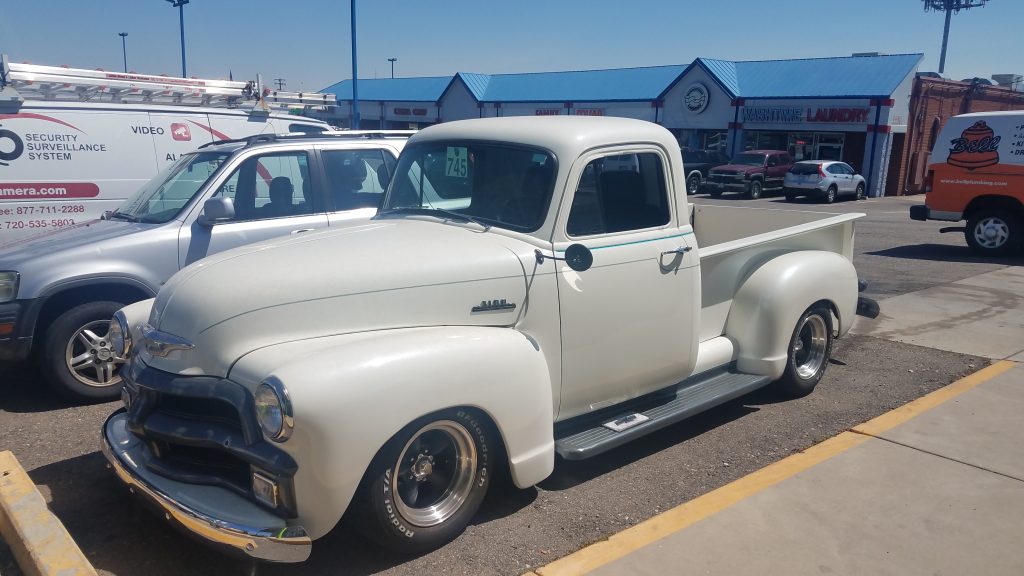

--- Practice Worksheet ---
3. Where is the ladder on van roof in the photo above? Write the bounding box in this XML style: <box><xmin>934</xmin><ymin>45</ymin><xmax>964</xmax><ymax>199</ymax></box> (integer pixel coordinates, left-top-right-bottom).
<box><xmin>0</xmin><ymin>54</ymin><xmax>333</xmax><ymax>111</ymax></box>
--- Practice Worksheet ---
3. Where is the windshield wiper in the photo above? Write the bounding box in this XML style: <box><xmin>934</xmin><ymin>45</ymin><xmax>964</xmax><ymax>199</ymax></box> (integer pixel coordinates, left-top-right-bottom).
<box><xmin>107</xmin><ymin>211</ymin><xmax>138</xmax><ymax>222</ymax></box>
<box><xmin>379</xmin><ymin>206</ymin><xmax>488</xmax><ymax>229</ymax></box>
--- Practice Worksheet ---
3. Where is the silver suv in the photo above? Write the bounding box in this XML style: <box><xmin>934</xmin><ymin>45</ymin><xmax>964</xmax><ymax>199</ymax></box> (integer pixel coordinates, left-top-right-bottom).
<box><xmin>0</xmin><ymin>131</ymin><xmax>410</xmax><ymax>401</ymax></box>
<box><xmin>783</xmin><ymin>160</ymin><xmax>866</xmax><ymax>203</ymax></box>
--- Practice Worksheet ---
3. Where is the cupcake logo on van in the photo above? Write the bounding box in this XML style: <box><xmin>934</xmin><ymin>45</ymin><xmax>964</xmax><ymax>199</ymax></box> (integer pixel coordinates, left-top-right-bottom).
<box><xmin>948</xmin><ymin>121</ymin><xmax>1001</xmax><ymax>169</ymax></box>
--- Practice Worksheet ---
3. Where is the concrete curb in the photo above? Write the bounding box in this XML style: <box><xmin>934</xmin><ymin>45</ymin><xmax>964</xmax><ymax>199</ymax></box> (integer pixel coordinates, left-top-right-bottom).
<box><xmin>0</xmin><ymin>451</ymin><xmax>96</xmax><ymax>576</ymax></box>
<box><xmin>530</xmin><ymin>361</ymin><xmax>1017</xmax><ymax>576</ymax></box>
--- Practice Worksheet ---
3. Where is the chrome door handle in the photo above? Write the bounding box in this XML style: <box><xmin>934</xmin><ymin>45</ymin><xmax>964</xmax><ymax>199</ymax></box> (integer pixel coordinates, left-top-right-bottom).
<box><xmin>661</xmin><ymin>246</ymin><xmax>692</xmax><ymax>256</ymax></box>
<box><xmin>290</xmin><ymin>228</ymin><xmax>315</xmax><ymax>235</ymax></box>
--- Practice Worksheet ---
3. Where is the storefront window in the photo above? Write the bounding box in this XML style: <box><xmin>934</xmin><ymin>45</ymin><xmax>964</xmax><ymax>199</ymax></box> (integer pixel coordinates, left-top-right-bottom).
<box><xmin>744</xmin><ymin>131</ymin><xmax>845</xmax><ymax>161</ymax></box>
<box><xmin>676</xmin><ymin>129</ymin><xmax>728</xmax><ymax>153</ymax></box>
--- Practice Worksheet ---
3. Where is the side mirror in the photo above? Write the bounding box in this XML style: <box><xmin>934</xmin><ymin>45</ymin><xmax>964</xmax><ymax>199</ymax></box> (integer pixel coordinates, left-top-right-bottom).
<box><xmin>198</xmin><ymin>197</ymin><xmax>235</xmax><ymax>226</ymax></box>
<box><xmin>533</xmin><ymin>243</ymin><xmax>593</xmax><ymax>272</ymax></box>
<box><xmin>564</xmin><ymin>243</ymin><xmax>593</xmax><ymax>272</ymax></box>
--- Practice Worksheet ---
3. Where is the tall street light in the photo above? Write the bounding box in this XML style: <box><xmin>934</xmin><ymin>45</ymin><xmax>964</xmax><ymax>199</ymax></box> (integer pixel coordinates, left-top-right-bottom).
<box><xmin>388</xmin><ymin>57</ymin><xmax>397</xmax><ymax>79</ymax></box>
<box><xmin>118</xmin><ymin>32</ymin><xmax>128</xmax><ymax>73</ymax></box>
<box><xmin>166</xmin><ymin>0</ymin><xmax>189</xmax><ymax>78</ymax></box>
<box><xmin>350</xmin><ymin>0</ymin><xmax>359</xmax><ymax>129</ymax></box>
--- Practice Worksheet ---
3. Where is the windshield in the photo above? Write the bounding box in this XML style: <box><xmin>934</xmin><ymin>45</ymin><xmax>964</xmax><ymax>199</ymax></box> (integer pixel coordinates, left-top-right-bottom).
<box><xmin>380</xmin><ymin>142</ymin><xmax>555</xmax><ymax>232</ymax></box>
<box><xmin>731</xmin><ymin>153</ymin><xmax>766</xmax><ymax>166</ymax></box>
<box><xmin>115</xmin><ymin>151</ymin><xmax>231</xmax><ymax>223</ymax></box>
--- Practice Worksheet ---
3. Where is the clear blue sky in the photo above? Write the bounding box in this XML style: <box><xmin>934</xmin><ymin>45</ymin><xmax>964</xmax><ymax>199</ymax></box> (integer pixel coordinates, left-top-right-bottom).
<box><xmin>2</xmin><ymin>1</ymin><xmax>1021</xmax><ymax>92</ymax></box>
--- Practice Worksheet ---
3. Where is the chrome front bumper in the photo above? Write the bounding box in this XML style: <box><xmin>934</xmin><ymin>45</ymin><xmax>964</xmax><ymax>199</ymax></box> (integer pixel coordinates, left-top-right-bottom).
<box><xmin>101</xmin><ymin>411</ymin><xmax>312</xmax><ymax>563</ymax></box>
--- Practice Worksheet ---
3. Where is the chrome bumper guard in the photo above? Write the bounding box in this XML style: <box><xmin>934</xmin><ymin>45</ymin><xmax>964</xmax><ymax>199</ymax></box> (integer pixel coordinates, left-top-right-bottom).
<box><xmin>101</xmin><ymin>411</ymin><xmax>312</xmax><ymax>563</ymax></box>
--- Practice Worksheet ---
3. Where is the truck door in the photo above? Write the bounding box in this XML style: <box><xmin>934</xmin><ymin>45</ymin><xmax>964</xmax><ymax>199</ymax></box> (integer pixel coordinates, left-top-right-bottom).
<box><xmin>553</xmin><ymin>149</ymin><xmax>699</xmax><ymax>419</ymax></box>
<box><xmin>177</xmin><ymin>149</ymin><xmax>329</xmax><ymax>267</ymax></box>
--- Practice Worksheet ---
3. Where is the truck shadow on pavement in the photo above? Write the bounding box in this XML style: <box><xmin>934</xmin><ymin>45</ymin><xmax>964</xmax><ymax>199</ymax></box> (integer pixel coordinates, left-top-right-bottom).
<box><xmin>866</xmin><ymin>243</ymin><xmax>1024</xmax><ymax>265</ymax></box>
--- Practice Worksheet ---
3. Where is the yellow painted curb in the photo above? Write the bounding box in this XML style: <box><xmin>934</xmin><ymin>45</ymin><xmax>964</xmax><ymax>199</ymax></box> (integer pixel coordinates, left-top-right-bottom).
<box><xmin>853</xmin><ymin>360</ymin><xmax>1015</xmax><ymax>437</ymax></box>
<box><xmin>0</xmin><ymin>451</ymin><xmax>97</xmax><ymax>576</ymax></box>
<box><xmin>532</xmin><ymin>360</ymin><xmax>1017</xmax><ymax>576</ymax></box>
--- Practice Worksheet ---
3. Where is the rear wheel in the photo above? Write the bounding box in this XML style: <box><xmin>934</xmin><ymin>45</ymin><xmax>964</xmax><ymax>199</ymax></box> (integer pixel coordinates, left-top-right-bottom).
<box><xmin>686</xmin><ymin>173</ymin><xmax>702</xmax><ymax>195</ymax></box>
<box><xmin>357</xmin><ymin>409</ymin><xmax>492</xmax><ymax>554</ymax></box>
<box><xmin>774</xmin><ymin>305</ymin><xmax>834</xmax><ymax>397</ymax></box>
<box><xmin>965</xmin><ymin>209</ymin><xmax>1021</xmax><ymax>256</ymax></box>
<box><xmin>41</xmin><ymin>301</ymin><xmax>128</xmax><ymax>402</ymax></box>
<box><xmin>748</xmin><ymin>180</ymin><xmax>762</xmax><ymax>200</ymax></box>
<box><xmin>824</xmin><ymin>186</ymin><xmax>837</xmax><ymax>204</ymax></box>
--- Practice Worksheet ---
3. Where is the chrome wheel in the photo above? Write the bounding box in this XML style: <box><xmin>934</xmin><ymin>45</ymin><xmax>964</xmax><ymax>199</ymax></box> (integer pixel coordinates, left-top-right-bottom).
<box><xmin>687</xmin><ymin>174</ymin><xmax>701</xmax><ymax>195</ymax></box>
<box><xmin>972</xmin><ymin>216</ymin><xmax>1010</xmax><ymax>250</ymax></box>
<box><xmin>392</xmin><ymin>420</ymin><xmax>477</xmax><ymax>527</ymax></box>
<box><xmin>792</xmin><ymin>314</ymin><xmax>828</xmax><ymax>380</ymax></box>
<box><xmin>65</xmin><ymin>319</ymin><xmax>123</xmax><ymax>388</ymax></box>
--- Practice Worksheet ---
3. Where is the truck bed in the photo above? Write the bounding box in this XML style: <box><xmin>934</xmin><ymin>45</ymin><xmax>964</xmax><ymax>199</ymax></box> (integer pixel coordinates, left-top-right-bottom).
<box><xmin>691</xmin><ymin>204</ymin><xmax>862</xmax><ymax>342</ymax></box>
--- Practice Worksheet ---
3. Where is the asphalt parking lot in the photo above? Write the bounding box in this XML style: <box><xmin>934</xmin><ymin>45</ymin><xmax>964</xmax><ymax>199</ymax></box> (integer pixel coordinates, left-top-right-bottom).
<box><xmin>0</xmin><ymin>193</ymin><xmax>1016</xmax><ymax>576</ymax></box>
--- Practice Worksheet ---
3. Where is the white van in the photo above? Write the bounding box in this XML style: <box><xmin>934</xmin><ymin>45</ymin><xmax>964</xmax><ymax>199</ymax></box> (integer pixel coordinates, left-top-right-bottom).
<box><xmin>0</xmin><ymin>58</ymin><xmax>330</xmax><ymax>245</ymax></box>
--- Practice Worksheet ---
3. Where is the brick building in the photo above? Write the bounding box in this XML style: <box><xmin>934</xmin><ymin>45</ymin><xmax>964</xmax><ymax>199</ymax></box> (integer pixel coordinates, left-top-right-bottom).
<box><xmin>895</xmin><ymin>76</ymin><xmax>1024</xmax><ymax>196</ymax></box>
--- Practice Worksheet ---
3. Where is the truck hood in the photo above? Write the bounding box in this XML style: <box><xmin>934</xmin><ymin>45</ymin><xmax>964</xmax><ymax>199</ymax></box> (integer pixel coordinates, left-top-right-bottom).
<box><xmin>711</xmin><ymin>164</ymin><xmax>761</xmax><ymax>175</ymax></box>
<box><xmin>145</xmin><ymin>219</ymin><xmax>530</xmax><ymax>377</ymax></box>
<box><xmin>0</xmin><ymin>218</ymin><xmax>154</xmax><ymax>267</ymax></box>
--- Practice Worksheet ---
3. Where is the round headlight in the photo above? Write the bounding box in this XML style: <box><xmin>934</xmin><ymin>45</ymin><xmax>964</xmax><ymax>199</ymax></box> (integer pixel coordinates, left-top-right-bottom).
<box><xmin>255</xmin><ymin>379</ymin><xmax>293</xmax><ymax>442</ymax></box>
<box><xmin>110</xmin><ymin>310</ymin><xmax>131</xmax><ymax>359</ymax></box>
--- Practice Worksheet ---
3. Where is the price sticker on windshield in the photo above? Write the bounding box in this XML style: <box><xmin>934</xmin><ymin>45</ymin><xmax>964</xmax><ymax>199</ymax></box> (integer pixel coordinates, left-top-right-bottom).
<box><xmin>445</xmin><ymin>146</ymin><xmax>469</xmax><ymax>178</ymax></box>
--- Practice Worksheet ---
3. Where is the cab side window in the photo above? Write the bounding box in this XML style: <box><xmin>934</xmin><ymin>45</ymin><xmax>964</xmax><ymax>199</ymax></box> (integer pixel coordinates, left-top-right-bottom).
<box><xmin>567</xmin><ymin>152</ymin><xmax>671</xmax><ymax>236</ymax></box>
<box><xmin>323</xmin><ymin>149</ymin><xmax>393</xmax><ymax>211</ymax></box>
<box><xmin>214</xmin><ymin>151</ymin><xmax>314</xmax><ymax>221</ymax></box>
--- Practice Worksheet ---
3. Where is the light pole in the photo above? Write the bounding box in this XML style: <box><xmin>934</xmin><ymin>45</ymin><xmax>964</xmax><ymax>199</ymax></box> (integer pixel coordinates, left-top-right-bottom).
<box><xmin>165</xmin><ymin>0</ymin><xmax>189</xmax><ymax>78</ymax></box>
<box><xmin>350</xmin><ymin>0</ymin><xmax>359</xmax><ymax>129</ymax></box>
<box><xmin>118</xmin><ymin>33</ymin><xmax>128</xmax><ymax>73</ymax></box>
<box><xmin>921</xmin><ymin>0</ymin><xmax>990</xmax><ymax>74</ymax></box>
<box><xmin>387</xmin><ymin>57</ymin><xmax>397</xmax><ymax>79</ymax></box>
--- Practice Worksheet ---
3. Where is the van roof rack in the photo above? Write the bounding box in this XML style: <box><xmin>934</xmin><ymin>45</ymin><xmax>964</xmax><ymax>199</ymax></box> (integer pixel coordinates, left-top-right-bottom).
<box><xmin>0</xmin><ymin>54</ymin><xmax>334</xmax><ymax>110</ymax></box>
<box><xmin>196</xmin><ymin>129</ymin><xmax>418</xmax><ymax>149</ymax></box>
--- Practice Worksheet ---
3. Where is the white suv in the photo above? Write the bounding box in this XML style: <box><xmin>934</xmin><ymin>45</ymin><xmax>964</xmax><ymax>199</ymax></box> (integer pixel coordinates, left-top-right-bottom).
<box><xmin>783</xmin><ymin>160</ymin><xmax>866</xmax><ymax>203</ymax></box>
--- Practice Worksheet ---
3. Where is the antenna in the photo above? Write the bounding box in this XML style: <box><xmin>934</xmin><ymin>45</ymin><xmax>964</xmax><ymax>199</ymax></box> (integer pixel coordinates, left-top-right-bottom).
<box><xmin>921</xmin><ymin>0</ymin><xmax>991</xmax><ymax>74</ymax></box>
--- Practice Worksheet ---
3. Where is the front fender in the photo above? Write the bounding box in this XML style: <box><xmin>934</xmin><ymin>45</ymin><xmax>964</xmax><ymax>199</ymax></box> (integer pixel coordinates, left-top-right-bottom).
<box><xmin>229</xmin><ymin>326</ymin><xmax>555</xmax><ymax>540</ymax></box>
<box><xmin>725</xmin><ymin>250</ymin><xmax>857</xmax><ymax>379</ymax></box>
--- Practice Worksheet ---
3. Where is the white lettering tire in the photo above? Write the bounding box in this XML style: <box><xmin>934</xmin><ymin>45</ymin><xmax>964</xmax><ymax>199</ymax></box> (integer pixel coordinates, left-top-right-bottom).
<box><xmin>355</xmin><ymin>409</ymin><xmax>492</xmax><ymax>554</ymax></box>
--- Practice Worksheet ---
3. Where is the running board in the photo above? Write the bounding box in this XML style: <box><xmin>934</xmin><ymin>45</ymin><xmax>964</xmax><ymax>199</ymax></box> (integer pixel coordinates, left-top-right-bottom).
<box><xmin>554</xmin><ymin>371</ymin><xmax>772</xmax><ymax>460</ymax></box>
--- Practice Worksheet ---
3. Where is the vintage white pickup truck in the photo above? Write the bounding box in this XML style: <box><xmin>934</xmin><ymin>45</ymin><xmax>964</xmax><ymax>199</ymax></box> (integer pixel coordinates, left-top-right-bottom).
<box><xmin>101</xmin><ymin>116</ymin><xmax>878</xmax><ymax>562</ymax></box>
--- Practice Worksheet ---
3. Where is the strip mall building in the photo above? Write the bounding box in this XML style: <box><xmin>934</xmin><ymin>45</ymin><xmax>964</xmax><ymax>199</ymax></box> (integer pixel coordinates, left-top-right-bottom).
<box><xmin>322</xmin><ymin>53</ymin><xmax>922</xmax><ymax>197</ymax></box>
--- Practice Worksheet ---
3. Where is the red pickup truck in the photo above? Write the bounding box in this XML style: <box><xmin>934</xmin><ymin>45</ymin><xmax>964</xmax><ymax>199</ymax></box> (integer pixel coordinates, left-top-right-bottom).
<box><xmin>705</xmin><ymin>150</ymin><xmax>794</xmax><ymax>199</ymax></box>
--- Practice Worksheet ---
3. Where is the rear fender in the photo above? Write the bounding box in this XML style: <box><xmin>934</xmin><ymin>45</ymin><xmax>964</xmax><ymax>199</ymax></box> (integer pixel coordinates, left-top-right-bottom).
<box><xmin>229</xmin><ymin>326</ymin><xmax>554</xmax><ymax>539</ymax></box>
<box><xmin>724</xmin><ymin>251</ymin><xmax>857</xmax><ymax>379</ymax></box>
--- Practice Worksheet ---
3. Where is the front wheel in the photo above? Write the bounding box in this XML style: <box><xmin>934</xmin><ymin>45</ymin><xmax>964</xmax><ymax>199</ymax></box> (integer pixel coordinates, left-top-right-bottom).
<box><xmin>855</xmin><ymin>183</ymin><xmax>865</xmax><ymax>200</ymax></box>
<box><xmin>965</xmin><ymin>209</ymin><xmax>1021</xmax><ymax>256</ymax></box>
<box><xmin>748</xmin><ymin>180</ymin><xmax>762</xmax><ymax>200</ymax></box>
<box><xmin>774</xmin><ymin>305</ymin><xmax>834</xmax><ymax>397</ymax></box>
<box><xmin>357</xmin><ymin>410</ymin><xmax>492</xmax><ymax>554</ymax></box>
<box><xmin>41</xmin><ymin>300</ymin><xmax>127</xmax><ymax>402</ymax></box>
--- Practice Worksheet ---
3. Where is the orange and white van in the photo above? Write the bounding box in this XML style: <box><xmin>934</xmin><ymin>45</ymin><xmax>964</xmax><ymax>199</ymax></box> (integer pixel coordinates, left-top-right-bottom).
<box><xmin>910</xmin><ymin>110</ymin><xmax>1024</xmax><ymax>256</ymax></box>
